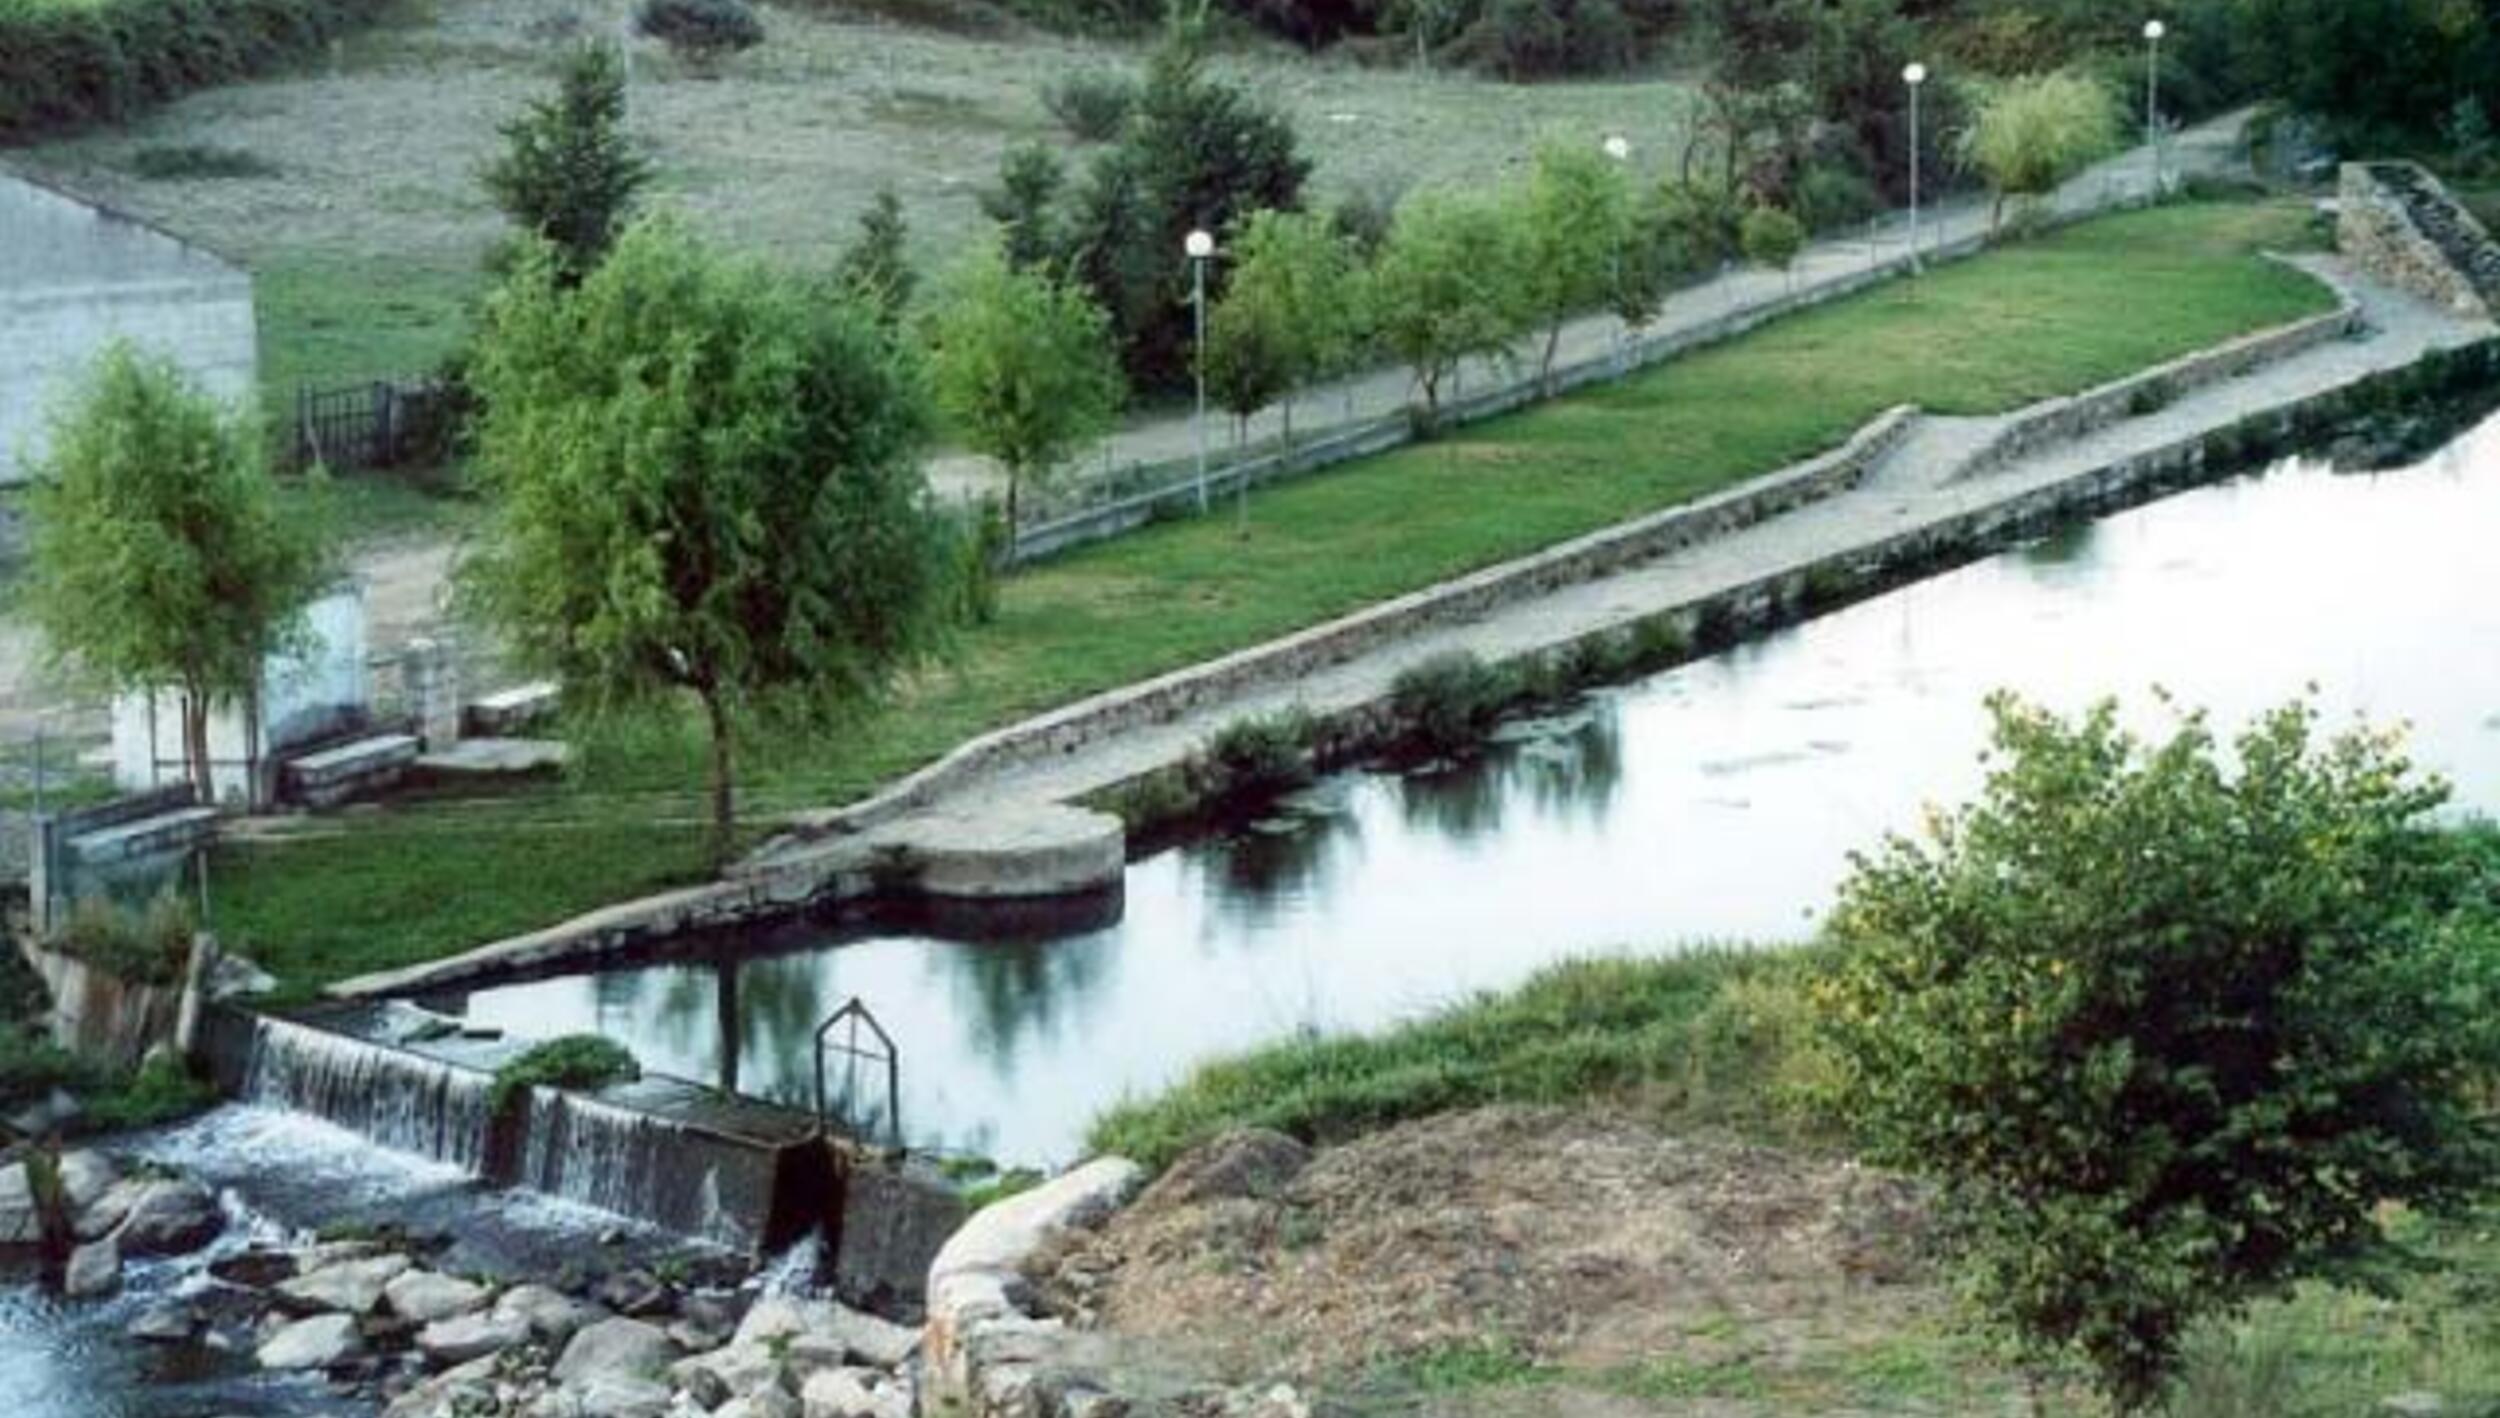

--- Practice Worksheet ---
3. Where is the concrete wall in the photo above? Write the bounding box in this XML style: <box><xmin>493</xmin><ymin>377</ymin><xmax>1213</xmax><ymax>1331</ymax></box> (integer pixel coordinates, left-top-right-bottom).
<box><xmin>0</xmin><ymin>172</ymin><xmax>259</xmax><ymax>479</ymax></box>
<box><xmin>108</xmin><ymin>583</ymin><xmax>370</xmax><ymax>804</ymax></box>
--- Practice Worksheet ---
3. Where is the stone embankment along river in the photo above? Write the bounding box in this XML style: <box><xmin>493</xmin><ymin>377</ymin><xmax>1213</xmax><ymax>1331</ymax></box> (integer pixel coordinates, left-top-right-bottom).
<box><xmin>328</xmin><ymin>240</ymin><xmax>2492</xmax><ymax>1005</ymax></box>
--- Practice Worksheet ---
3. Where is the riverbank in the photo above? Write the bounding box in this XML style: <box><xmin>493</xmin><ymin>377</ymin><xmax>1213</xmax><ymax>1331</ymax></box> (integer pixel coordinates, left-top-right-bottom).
<box><xmin>196</xmin><ymin>197</ymin><xmax>2347</xmax><ymax>998</ymax></box>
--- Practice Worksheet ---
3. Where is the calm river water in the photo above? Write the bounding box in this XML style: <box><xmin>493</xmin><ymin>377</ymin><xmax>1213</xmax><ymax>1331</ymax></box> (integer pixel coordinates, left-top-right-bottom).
<box><xmin>448</xmin><ymin>416</ymin><xmax>2500</xmax><ymax>1166</ymax></box>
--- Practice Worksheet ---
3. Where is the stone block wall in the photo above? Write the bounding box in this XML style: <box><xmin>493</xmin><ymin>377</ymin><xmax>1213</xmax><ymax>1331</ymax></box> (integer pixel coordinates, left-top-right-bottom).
<box><xmin>2339</xmin><ymin>162</ymin><xmax>2500</xmax><ymax>319</ymax></box>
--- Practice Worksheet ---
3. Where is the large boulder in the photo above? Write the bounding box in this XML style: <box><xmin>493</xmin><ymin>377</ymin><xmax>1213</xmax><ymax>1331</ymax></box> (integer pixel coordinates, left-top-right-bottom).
<box><xmin>797</xmin><ymin>1368</ymin><xmax>879</xmax><ymax>1418</ymax></box>
<box><xmin>732</xmin><ymin>1296</ymin><xmax>916</xmax><ymax>1370</ymax></box>
<box><xmin>257</xmin><ymin>1312</ymin><xmax>364</xmax><ymax>1371</ymax></box>
<box><xmin>277</xmin><ymin>1253</ymin><xmax>412</xmax><ymax>1316</ymax></box>
<box><xmin>55</xmin><ymin>1150</ymin><xmax>118</xmax><ymax>1214</ymax></box>
<box><xmin>418</xmin><ymin>1310</ymin><xmax>531</xmax><ymax>1367</ymax></box>
<box><xmin>382</xmin><ymin>1354</ymin><xmax>502</xmax><ymax>1418</ymax></box>
<box><xmin>386</xmin><ymin>1269</ymin><xmax>488</xmax><ymax>1324</ymax></box>
<box><xmin>714</xmin><ymin>1392</ymin><xmax>801</xmax><ymax>1418</ymax></box>
<box><xmin>552</xmin><ymin>1316</ymin><xmax>676</xmax><ymax>1386</ymax></box>
<box><xmin>496</xmin><ymin>1283</ymin><xmax>607</xmax><ymax>1345</ymax></box>
<box><xmin>560</xmin><ymin>1374</ymin><xmax>674</xmax><ymax>1418</ymax></box>
<box><xmin>113</xmin><ymin>1179</ymin><xmax>223</xmax><ymax>1257</ymax></box>
<box><xmin>63</xmin><ymin>1237</ymin><xmax>121</xmax><ymax>1299</ymax></box>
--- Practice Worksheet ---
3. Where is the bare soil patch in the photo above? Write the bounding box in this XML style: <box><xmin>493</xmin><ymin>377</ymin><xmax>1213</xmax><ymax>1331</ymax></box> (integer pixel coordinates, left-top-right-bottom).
<box><xmin>1036</xmin><ymin>1107</ymin><xmax>1952</xmax><ymax>1415</ymax></box>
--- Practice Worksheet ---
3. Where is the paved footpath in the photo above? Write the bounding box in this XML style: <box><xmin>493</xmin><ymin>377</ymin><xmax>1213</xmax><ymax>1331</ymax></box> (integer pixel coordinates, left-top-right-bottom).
<box><xmin>919</xmin><ymin>256</ymin><xmax>2492</xmax><ymax>827</ymax></box>
<box><xmin>927</xmin><ymin>113</ymin><xmax>2255</xmax><ymax>503</ymax></box>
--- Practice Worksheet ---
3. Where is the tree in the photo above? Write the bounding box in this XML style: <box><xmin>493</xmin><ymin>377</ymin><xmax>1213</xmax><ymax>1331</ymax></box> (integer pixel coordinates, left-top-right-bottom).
<box><xmin>1514</xmin><ymin>142</ymin><xmax>1631</xmax><ymax>392</ymax></box>
<box><xmin>1205</xmin><ymin>280</ymin><xmax>1293</xmax><ymax>448</ymax></box>
<box><xmin>1962</xmin><ymin>72</ymin><xmax>2120</xmax><ymax>233</ymax></box>
<box><xmin>1686</xmin><ymin>0</ymin><xmax>1816</xmax><ymax>195</ymax></box>
<box><xmin>2244</xmin><ymin>0</ymin><xmax>2493</xmax><ymax>150</ymax></box>
<box><xmin>1058</xmin><ymin>26</ymin><xmax>1310</xmax><ymax>391</ymax></box>
<box><xmin>979</xmin><ymin>142</ymin><xmax>1065</xmax><ymax>270</ymax></box>
<box><xmin>1370</xmin><ymin>190</ymin><xmax>1529</xmax><ymax>423</ymax></box>
<box><xmin>1223</xmin><ymin>208</ymin><xmax>1362</xmax><ymax>444</ymax></box>
<box><xmin>1740</xmin><ymin>205</ymin><xmax>1805</xmax><ymax>289</ymax></box>
<box><xmin>837</xmin><ymin>186</ymin><xmax>916</xmax><ymax>330</ymax></box>
<box><xmin>1815</xmin><ymin>694</ymin><xmax>2500</xmax><ymax>1413</ymax></box>
<box><xmin>25</xmin><ymin>345</ymin><xmax>329</xmax><ymax>803</ymax></box>
<box><xmin>481</xmin><ymin>43</ymin><xmax>650</xmax><ymax>281</ymax></box>
<box><xmin>1607</xmin><ymin>184</ymin><xmax>1692</xmax><ymax>341</ymax></box>
<box><xmin>464</xmin><ymin>219</ymin><xmax>957</xmax><ymax>865</ymax></box>
<box><xmin>926</xmin><ymin>240</ymin><xmax>1126</xmax><ymax>530</ymax></box>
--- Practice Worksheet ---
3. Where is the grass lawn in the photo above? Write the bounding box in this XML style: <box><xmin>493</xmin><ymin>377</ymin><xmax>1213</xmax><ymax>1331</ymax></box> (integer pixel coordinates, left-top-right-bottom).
<box><xmin>255</xmin><ymin>254</ymin><xmax>477</xmax><ymax>411</ymax></box>
<box><xmin>207</xmin><ymin>198</ymin><xmax>2335</xmax><ymax>995</ymax></box>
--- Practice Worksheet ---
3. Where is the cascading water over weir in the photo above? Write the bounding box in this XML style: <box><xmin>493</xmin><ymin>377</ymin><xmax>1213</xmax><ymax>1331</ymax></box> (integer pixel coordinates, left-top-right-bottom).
<box><xmin>193</xmin><ymin>1002</ymin><xmax>963</xmax><ymax>1304</ymax></box>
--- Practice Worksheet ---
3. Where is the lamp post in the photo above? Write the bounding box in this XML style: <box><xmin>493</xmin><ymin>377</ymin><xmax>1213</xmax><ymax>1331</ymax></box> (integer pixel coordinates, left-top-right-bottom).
<box><xmin>1603</xmin><ymin>134</ymin><xmax>1631</xmax><ymax>368</ymax></box>
<box><xmin>1904</xmin><ymin>63</ymin><xmax>1928</xmax><ymax>280</ymax></box>
<box><xmin>1186</xmin><ymin>227</ymin><xmax>1215</xmax><ymax>515</ymax></box>
<box><xmin>2144</xmin><ymin>19</ymin><xmax>2167</xmax><ymax>201</ymax></box>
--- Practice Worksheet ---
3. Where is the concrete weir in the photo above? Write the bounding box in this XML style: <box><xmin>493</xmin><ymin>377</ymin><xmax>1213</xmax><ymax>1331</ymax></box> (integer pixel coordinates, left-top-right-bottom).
<box><xmin>194</xmin><ymin>1002</ymin><xmax>965</xmax><ymax>1298</ymax></box>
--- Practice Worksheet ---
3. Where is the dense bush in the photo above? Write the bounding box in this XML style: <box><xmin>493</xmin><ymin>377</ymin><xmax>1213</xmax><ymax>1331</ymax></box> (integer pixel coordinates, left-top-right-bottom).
<box><xmin>1389</xmin><ymin>651</ymin><xmax>1519</xmax><ymax>757</ymax></box>
<box><xmin>0</xmin><ymin>0</ymin><xmax>395</xmax><ymax>143</ymax></box>
<box><xmin>49</xmin><ymin>893</ymin><xmax>197</xmax><ymax>987</ymax></box>
<box><xmin>1043</xmin><ymin>69</ymin><xmax>1137</xmax><ymax>142</ymax></box>
<box><xmin>1195</xmin><ymin>710</ymin><xmax>1318</xmax><ymax>804</ymax></box>
<box><xmin>488</xmin><ymin>1035</ymin><xmax>640</xmax><ymax>1112</ymax></box>
<box><xmin>1818</xmin><ymin>696</ymin><xmax>2500</xmax><ymax>1411</ymax></box>
<box><xmin>636</xmin><ymin>0</ymin><xmax>763</xmax><ymax>59</ymax></box>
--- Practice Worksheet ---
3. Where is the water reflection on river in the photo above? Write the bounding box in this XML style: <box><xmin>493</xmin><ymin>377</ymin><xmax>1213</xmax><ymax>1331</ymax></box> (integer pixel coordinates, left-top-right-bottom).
<box><xmin>453</xmin><ymin>418</ymin><xmax>2500</xmax><ymax>1165</ymax></box>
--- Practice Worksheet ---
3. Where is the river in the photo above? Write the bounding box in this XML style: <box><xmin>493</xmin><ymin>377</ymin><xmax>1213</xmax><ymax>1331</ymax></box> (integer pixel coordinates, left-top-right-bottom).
<box><xmin>441</xmin><ymin>415</ymin><xmax>2500</xmax><ymax>1165</ymax></box>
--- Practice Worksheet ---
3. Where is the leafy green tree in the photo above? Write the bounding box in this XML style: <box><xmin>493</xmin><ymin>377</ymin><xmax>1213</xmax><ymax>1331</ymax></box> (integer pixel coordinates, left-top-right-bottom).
<box><xmin>1686</xmin><ymin>0</ymin><xmax>1816</xmax><ymax>193</ymax></box>
<box><xmin>926</xmin><ymin>240</ymin><xmax>1126</xmax><ymax>529</ymax></box>
<box><xmin>464</xmin><ymin>219</ymin><xmax>956</xmax><ymax>865</ymax></box>
<box><xmin>481</xmin><ymin>43</ymin><xmax>650</xmax><ymax>281</ymax></box>
<box><xmin>1816</xmin><ymin>694</ymin><xmax>2500</xmax><ymax>1413</ymax></box>
<box><xmin>1059</xmin><ymin>27</ymin><xmax>1310</xmax><ymax>391</ymax></box>
<box><xmin>2244</xmin><ymin>0</ymin><xmax>2494</xmax><ymax>149</ymax></box>
<box><xmin>1607</xmin><ymin>184</ymin><xmax>1693</xmax><ymax>337</ymax></box>
<box><xmin>1740</xmin><ymin>204</ymin><xmax>1806</xmax><ymax>288</ymax></box>
<box><xmin>1370</xmin><ymin>190</ymin><xmax>1529</xmax><ymax>423</ymax></box>
<box><xmin>837</xmin><ymin>186</ymin><xmax>916</xmax><ymax>330</ymax></box>
<box><xmin>1205</xmin><ymin>280</ymin><xmax>1293</xmax><ymax>447</ymax></box>
<box><xmin>1962</xmin><ymin>71</ymin><xmax>2120</xmax><ymax>232</ymax></box>
<box><xmin>1514</xmin><ymin>142</ymin><xmax>1631</xmax><ymax>392</ymax></box>
<box><xmin>1223</xmin><ymin>208</ymin><xmax>1362</xmax><ymax>444</ymax></box>
<box><xmin>979</xmin><ymin>142</ymin><xmax>1065</xmax><ymax>270</ymax></box>
<box><xmin>24</xmin><ymin>346</ymin><xmax>329</xmax><ymax>803</ymax></box>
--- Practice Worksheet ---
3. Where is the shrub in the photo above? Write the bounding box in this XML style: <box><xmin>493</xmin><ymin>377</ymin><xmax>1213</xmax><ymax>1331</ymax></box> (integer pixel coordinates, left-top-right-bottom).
<box><xmin>125</xmin><ymin>143</ymin><xmax>278</xmax><ymax>180</ymax></box>
<box><xmin>0</xmin><ymin>0</ymin><xmax>396</xmax><ymax>142</ymax></box>
<box><xmin>482</xmin><ymin>43</ymin><xmax>651</xmax><ymax>281</ymax></box>
<box><xmin>1816</xmin><ymin>695</ymin><xmax>2500</xmax><ymax>1412</ymax></box>
<box><xmin>636</xmin><ymin>0</ymin><xmax>763</xmax><ymax>59</ymax></box>
<box><xmin>488</xmin><ymin>1035</ymin><xmax>640</xmax><ymax>1113</ymax></box>
<box><xmin>1389</xmin><ymin>651</ymin><xmax>1519</xmax><ymax>758</ymax></box>
<box><xmin>1043</xmin><ymin>69</ymin><xmax>1136</xmax><ymax>142</ymax></box>
<box><xmin>1962</xmin><ymin>72</ymin><xmax>2121</xmax><ymax>232</ymax></box>
<box><xmin>49</xmin><ymin>893</ymin><xmax>196</xmax><ymax>988</ymax></box>
<box><xmin>1792</xmin><ymin>160</ymin><xmax>1880</xmax><ymax>233</ymax></box>
<box><xmin>1196</xmin><ymin>710</ymin><xmax>1318</xmax><ymax>805</ymax></box>
<box><xmin>1739</xmin><ymin>205</ymin><xmax>1805</xmax><ymax>279</ymax></box>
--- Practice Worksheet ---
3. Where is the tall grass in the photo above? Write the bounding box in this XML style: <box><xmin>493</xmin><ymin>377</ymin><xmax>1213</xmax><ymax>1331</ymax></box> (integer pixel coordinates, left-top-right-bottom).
<box><xmin>1086</xmin><ymin>947</ymin><xmax>1835</xmax><ymax>1171</ymax></box>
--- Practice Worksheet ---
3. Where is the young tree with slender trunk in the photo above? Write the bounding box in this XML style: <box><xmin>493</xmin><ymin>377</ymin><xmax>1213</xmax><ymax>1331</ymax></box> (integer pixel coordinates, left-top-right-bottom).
<box><xmin>1370</xmin><ymin>189</ymin><xmax>1530</xmax><ymax>424</ymax></box>
<box><xmin>24</xmin><ymin>345</ymin><xmax>329</xmax><ymax>805</ymax></box>
<box><xmin>482</xmin><ymin>42</ymin><xmax>650</xmax><ymax>282</ymax></box>
<box><xmin>463</xmin><ymin>218</ymin><xmax>959</xmax><ymax>867</ymax></box>
<box><xmin>1224</xmin><ymin>208</ymin><xmax>1361</xmax><ymax>447</ymax></box>
<box><xmin>1515</xmin><ymin>142</ymin><xmax>1632</xmax><ymax>392</ymax></box>
<box><xmin>926</xmin><ymin>240</ymin><xmax>1125</xmax><ymax>530</ymax></box>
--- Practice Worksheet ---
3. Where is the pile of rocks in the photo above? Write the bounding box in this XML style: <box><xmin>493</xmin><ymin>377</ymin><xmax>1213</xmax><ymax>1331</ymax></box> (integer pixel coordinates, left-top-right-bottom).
<box><xmin>0</xmin><ymin>1147</ymin><xmax>225</xmax><ymax>1298</ymax></box>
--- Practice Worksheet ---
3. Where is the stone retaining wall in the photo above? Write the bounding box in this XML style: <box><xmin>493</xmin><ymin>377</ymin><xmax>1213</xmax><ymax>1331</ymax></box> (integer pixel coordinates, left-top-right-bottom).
<box><xmin>1952</xmin><ymin>278</ymin><xmax>2362</xmax><ymax>481</ymax></box>
<box><xmin>776</xmin><ymin>408</ymin><xmax>1917</xmax><ymax>851</ymax></box>
<box><xmin>2339</xmin><ymin>162</ymin><xmax>2499</xmax><ymax>319</ymax></box>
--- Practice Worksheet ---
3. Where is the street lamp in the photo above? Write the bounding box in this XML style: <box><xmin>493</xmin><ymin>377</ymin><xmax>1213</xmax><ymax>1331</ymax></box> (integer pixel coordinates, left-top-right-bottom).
<box><xmin>1186</xmin><ymin>227</ymin><xmax>1215</xmax><ymax>515</ymax></box>
<box><xmin>1904</xmin><ymin>62</ymin><xmax>1928</xmax><ymax>278</ymax></box>
<box><xmin>2144</xmin><ymin>19</ymin><xmax>2167</xmax><ymax>200</ymax></box>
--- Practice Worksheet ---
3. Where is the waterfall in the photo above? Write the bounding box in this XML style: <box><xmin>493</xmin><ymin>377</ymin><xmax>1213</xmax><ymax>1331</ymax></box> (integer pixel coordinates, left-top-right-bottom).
<box><xmin>233</xmin><ymin>1012</ymin><xmax>497</xmax><ymax>1172</ymax></box>
<box><xmin>203</xmin><ymin>1006</ymin><xmax>815</xmax><ymax>1256</ymax></box>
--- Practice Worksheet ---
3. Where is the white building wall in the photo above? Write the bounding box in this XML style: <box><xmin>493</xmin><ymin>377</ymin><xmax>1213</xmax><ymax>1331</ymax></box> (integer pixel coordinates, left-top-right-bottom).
<box><xmin>0</xmin><ymin>172</ymin><xmax>259</xmax><ymax>480</ymax></box>
<box><xmin>107</xmin><ymin>585</ymin><xmax>371</xmax><ymax>806</ymax></box>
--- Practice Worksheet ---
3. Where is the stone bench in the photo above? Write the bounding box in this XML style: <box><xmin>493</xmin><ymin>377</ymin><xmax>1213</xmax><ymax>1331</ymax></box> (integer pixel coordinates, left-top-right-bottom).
<box><xmin>64</xmin><ymin>805</ymin><xmax>220</xmax><ymax>867</ymax></box>
<box><xmin>461</xmin><ymin>682</ymin><xmax>559</xmax><ymax>739</ymax></box>
<box><xmin>280</xmin><ymin>733</ymin><xmax>421</xmax><ymax>809</ymax></box>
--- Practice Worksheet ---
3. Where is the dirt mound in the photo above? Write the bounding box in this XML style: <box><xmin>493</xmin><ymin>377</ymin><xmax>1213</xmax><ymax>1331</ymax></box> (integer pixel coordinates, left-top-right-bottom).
<box><xmin>1037</xmin><ymin>1107</ymin><xmax>1936</xmax><ymax>1389</ymax></box>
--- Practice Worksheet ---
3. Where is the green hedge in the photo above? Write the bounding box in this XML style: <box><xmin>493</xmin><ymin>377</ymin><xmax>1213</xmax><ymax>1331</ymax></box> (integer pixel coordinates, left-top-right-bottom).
<box><xmin>0</xmin><ymin>0</ymin><xmax>396</xmax><ymax>143</ymax></box>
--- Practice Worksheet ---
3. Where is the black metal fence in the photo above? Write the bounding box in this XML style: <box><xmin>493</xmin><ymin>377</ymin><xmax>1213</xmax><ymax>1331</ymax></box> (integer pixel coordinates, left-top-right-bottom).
<box><xmin>289</xmin><ymin>378</ymin><xmax>462</xmax><ymax>473</ymax></box>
